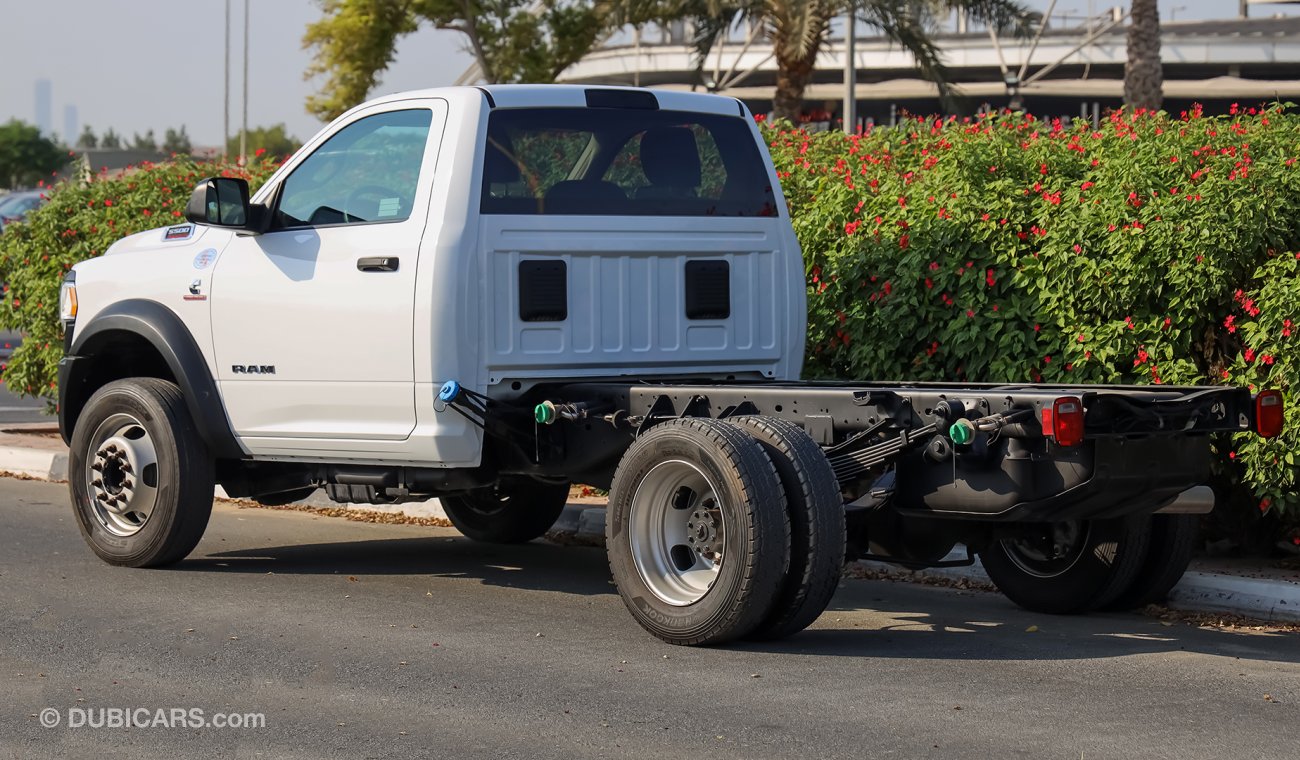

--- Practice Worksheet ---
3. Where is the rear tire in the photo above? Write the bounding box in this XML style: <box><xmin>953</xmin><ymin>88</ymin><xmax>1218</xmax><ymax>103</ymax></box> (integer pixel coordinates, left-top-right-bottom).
<box><xmin>980</xmin><ymin>517</ymin><xmax>1150</xmax><ymax>614</ymax></box>
<box><xmin>606</xmin><ymin>418</ymin><xmax>791</xmax><ymax>646</ymax></box>
<box><xmin>726</xmin><ymin>416</ymin><xmax>845</xmax><ymax>640</ymax></box>
<box><xmin>68</xmin><ymin>378</ymin><xmax>214</xmax><ymax>568</ymax></box>
<box><xmin>441</xmin><ymin>478</ymin><xmax>569</xmax><ymax>544</ymax></box>
<box><xmin>1104</xmin><ymin>514</ymin><xmax>1198</xmax><ymax>610</ymax></box>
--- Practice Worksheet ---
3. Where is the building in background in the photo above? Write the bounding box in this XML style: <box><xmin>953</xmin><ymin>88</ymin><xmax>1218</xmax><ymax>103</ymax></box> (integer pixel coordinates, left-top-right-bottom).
<box><xmin>34</xmin><ymin>79</ymin><xmax>52</xmax><ymax>136</ymax></box>
<box><xmin>63</xmin><ymin>104</ymin><xmax>78</xmax><ymax>147</ymax></box>
<box><xmin>551</xmin><ymin>3</ymin><xmax>1300</xmax><ymax>127</ymax></box>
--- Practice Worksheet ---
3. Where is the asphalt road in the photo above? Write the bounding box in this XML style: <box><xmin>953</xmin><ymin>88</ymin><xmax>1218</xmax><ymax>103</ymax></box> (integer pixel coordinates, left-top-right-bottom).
<box><xmin>2</xmin><ymin>478</ymin><xmax>1298</xmax><ymax>760</ymax></box>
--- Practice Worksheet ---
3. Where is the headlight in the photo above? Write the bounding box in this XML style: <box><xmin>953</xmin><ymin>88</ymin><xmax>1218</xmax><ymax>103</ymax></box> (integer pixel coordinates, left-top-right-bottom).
<box><xmin>59</xmin><ymin>279</ymin><xmax>77</xmax><ymax>322</ymax></box>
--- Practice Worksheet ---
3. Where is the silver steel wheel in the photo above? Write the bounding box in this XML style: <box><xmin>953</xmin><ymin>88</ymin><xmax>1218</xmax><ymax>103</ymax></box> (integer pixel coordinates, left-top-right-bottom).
<box><xmin>84</xmin><ymin>413</ymin><xmax>160</xmax><ymax>537</ymax></box>
<box><xmin>628</xmin><ymin>460</ymin><xmax>727</xmax><ymax>606</ymax></box>
<box><xmin>1001</xmin><ymin>521</ymin><xmax>1091</xmax><ymax>579</ymax></box>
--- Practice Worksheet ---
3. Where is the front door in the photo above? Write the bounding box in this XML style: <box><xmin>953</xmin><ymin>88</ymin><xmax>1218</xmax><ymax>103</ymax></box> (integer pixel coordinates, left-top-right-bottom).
<box><xmin>210</xmin><ymin>102</ymin><xmax>446</xmax><ymax>448</ymax></box>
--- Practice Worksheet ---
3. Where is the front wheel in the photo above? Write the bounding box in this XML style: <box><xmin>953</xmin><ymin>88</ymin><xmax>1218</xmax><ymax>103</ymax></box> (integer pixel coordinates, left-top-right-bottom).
<box><xmin>68</xmin><ymin>378</ymin><xmax>215</xmax><ymax>567</ymax></box>
<box><xmin>440</xmin><ymin>478</ymin><xmax>569</xmax><ymax>543</ymax></box>
<box><xmin>979</xmin><ymin>517</ymin><xmax>1149</xmax><ymax>614</ymax></box>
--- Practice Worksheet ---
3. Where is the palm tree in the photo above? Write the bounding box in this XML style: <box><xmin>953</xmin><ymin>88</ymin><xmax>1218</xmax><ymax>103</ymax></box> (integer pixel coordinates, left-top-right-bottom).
<box><xmin>1124</xmin><ymin>0</ymin><xmax>1162</xmax><ymax>111</ymax></box>
<box><xmin>625</xmin><ymin>1</ymin><xmax>1033</xmax><ymax>122</ymax></box>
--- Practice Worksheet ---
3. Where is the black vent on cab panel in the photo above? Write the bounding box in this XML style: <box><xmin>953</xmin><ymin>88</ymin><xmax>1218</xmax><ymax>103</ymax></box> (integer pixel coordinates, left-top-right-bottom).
<box><xmin>519</xmin><ymin>260</ymin><xmax>568</xmax><ymax>322</ymax></box>
<box><xmin>684</xmin><ymin>260</ymin><xmax>731</xmax><ymax>320</ymax></box>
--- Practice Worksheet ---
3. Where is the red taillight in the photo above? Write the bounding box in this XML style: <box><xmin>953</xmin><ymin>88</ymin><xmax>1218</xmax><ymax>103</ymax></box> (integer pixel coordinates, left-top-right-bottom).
<box><xmin>1254</xmin><ymin>390</ymin><xmax>1284</xmax><ymax>439</ymax></box>
<box><xmin>1041</xmin><ymin>396</ymin><xmax>1085</xmax><ymax>447</ymax></box>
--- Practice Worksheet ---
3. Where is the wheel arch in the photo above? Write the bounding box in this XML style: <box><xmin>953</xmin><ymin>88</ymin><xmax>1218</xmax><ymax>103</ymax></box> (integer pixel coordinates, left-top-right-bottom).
<box><xmin>58</xmin><ymin>299</ymin><xmax>244</xmax><ymax>459</ymax></box>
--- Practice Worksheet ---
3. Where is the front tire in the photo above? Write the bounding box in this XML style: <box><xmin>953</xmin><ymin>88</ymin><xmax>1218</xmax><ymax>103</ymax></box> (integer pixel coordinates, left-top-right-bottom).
<box><xmin>606</xmin><ymin>418</ymin><xmax>791</xmax><ymax>646</ymax></box>
<box><xmin>68</xmin><ymin>378</ymin><xmax>215</xmax><ymax>567</ymax></box>
<box><xmin>980</xmin><ymin>517</ymin><xmax>1150</xmax><ymax>614</ymax></box>
<box><xmin>440</xmin><ymin>478</ymin><xmax>569</xmax><ymax>543</ymax></box>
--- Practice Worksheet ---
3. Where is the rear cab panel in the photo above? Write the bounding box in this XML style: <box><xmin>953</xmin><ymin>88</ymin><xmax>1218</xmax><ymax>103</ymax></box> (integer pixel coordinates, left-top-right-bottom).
<box><xmin>469</xmin><ymin>87</ymin><xmax>806</xmax><ymax>397</ymax></box>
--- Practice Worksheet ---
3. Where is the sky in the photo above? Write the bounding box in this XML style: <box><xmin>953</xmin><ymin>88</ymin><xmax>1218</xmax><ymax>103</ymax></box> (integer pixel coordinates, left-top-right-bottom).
<box><xmin>1</xmin><ymin>0</ymin><xmax>1296</xmax><ymax>148</ymax></box>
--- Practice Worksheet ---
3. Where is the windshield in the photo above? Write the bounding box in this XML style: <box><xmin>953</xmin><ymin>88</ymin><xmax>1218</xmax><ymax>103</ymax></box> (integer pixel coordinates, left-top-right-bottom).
<box><xmin>0</xmin><ymin>194</ymin><xmax>42</xmax><ymax>218</ymax></box>
<box><xmin>480</xmin><ymin>108</ymin><xmax>777</xmax><ymax>217</ymax></box>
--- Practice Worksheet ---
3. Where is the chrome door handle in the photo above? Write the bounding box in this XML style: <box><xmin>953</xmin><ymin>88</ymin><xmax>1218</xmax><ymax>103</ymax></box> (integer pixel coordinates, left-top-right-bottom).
<box><xmin>357</xmin><ymin>256</ymin><xmax>399</xmax><ymax>272</ymax></box>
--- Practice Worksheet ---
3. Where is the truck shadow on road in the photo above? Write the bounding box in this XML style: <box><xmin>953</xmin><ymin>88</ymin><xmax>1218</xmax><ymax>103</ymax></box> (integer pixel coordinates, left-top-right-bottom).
<box><xmin>739</xmin><ymin>587</ymin><xmax>1300</xmax><ymax>665</ymax></box>
<box><xmin>189</xmin><ymin>535</ymin><xmax>1300</xmax><ymax>666</ymax></box>
<box><xmin>188</xmin><ymin>535</ymin><xmax>619</xmax><ymax>597</ymax></box>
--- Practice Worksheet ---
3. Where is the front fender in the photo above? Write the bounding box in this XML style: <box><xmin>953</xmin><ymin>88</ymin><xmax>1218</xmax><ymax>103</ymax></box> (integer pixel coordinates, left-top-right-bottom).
<box><xmin>59</xmin><ymin>299</ymin><xmax>244</xmax><ymax>459</ymax></box>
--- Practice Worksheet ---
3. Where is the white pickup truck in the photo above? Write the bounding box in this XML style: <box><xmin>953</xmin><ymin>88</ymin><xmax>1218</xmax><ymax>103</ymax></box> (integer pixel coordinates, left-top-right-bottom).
<box><xmin>58</xmin><ymin>85</ymin><xmax>1280</xmax><ymax>645</ymax></box>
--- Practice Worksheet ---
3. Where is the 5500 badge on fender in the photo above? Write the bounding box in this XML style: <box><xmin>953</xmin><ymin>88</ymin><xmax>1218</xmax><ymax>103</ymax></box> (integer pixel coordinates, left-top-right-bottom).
<box><xmin>231</xmin><ymin>365</ymin><xmax>275</xmax><ymax>375</ymax></box>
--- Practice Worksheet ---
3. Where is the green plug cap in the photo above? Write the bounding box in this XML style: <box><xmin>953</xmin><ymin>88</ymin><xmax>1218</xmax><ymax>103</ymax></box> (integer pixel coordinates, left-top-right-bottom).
<box><xmin>534</xmin><ymin>401</ymin><xmax>556</xmax><ymax>425</ymax></box>
<box><xmin>948</xmin><ymin>419</ymin><xmax>975</xmax><ymax>445</ymax></box>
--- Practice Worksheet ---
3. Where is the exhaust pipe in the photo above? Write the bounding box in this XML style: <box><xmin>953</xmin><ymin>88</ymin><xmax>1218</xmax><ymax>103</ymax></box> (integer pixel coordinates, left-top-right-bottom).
<box><xmin>1153</xmin><ymin>485</ymin><xmax>1215</xmax><ymax>515</ymax></box>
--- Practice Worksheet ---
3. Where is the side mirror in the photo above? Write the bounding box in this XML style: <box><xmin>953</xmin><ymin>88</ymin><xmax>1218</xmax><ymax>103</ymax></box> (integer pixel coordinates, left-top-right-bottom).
<box><xmin>185</xmin><ymin>177</ymin><xmax>257</xmax><ymax>230</ymax></box>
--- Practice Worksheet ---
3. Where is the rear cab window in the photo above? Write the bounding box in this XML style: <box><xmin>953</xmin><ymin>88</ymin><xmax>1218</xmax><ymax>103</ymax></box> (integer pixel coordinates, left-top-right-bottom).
<box><xmin>480</xmin><ymin>108</ymin><xmax>777</xmax><ymax>217</ymax></box>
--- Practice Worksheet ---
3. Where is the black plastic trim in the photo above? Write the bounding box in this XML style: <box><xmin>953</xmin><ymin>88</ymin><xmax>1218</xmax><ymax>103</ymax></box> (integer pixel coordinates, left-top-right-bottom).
<box><xmin>584</xmin><ymin>89</ymin><xmax>659</xmax><ymax>110</ymax></box>
<box><xmin>684</xmin><ymin>260</ymin><xmax>731</xmax><ymax>320</ymax></box>
<box><xmin>476</xmin><ymin>87</ymin><xmax>496</xmax><ymax>108</ymax></box>
<box><xmin>518</xmin><ymin>260</ymin><xmax>568</xmax><ymax>322</ymax></box>
<box><xmin>59</xmin><ymin>299</ymin><xmax>244</xmax><ymax>458</ymax></box>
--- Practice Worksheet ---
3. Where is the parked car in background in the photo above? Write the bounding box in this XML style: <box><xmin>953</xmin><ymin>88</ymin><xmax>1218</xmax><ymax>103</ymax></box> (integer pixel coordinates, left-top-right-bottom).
<box><xmin>0</xmin><ymin>190</ymin><xmax>49</xmax><ymax>234</ymax></box>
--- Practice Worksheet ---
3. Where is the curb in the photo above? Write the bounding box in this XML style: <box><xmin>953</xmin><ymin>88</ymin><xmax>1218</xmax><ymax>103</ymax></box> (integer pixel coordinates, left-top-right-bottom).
<box><xmin>0</xmin><ymin>445</ymin><xmax>68</xmax><ymax>481</ymax></box>
<box><xmin>7</xmin><ymin>438</ymin><xmax>1298</xmax><ymax>624</ymax></box>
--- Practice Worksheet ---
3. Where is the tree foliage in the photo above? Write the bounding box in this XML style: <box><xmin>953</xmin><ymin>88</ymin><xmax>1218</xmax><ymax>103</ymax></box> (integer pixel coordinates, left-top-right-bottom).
<box><xmin>226</xmin><ymin>124</ymin><xmax>302</xmax><ymax>162</ymax></box>
<box><xmin>303</xmin><ymin>0</ymin><xmax>608</xmax><ymax>121</ymax></box>
<box><xmin>0</xmin><ymin>120</ymin><xmax>66</xmax><ymax>190</ymax></box>
<box><xmin>130</xmin><ymin>130</ymin><xmax>159</xmax><ymax>152</ymax></box>
<box><xmin>162</xmin><ymin>126</ymin><xmax>193</xmax><ymax>156</ymax></box>
<box><xmin>76</xmin><ymin>126</ymin><xmax>98</xmax><ymax>150</ymax></box>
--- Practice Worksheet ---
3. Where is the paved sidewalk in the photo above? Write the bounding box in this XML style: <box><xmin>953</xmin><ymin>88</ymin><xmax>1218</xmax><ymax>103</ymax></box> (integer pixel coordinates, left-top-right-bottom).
<box><xmin>10</xmin><ymin>426</ymin><xmax>1299</xmax><ymax>623</ymax></box>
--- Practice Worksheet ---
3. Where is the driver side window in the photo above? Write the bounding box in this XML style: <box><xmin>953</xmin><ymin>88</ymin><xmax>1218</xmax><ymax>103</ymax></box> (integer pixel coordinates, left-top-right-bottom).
<box><xmin>275</xmin><ymin>109</ymin><xmax>433</xmax><ymax>228</ymax></box>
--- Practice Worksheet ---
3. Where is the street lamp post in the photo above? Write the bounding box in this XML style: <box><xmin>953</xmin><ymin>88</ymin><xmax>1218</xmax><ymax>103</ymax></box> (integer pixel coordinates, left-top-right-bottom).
<box><xmin>843</xmin><ymin>12</ymin><xmax>856</xmax><ymax>135</ymax></box>
<box><xmin>223</xmin><ymin>0</ymin><xmax>230</xmax><ymax>161</ymax></box>
<box><xmin>240</xmin><ymin>0</ymin><xmax>249</xmax><ymax>166</ymax></box>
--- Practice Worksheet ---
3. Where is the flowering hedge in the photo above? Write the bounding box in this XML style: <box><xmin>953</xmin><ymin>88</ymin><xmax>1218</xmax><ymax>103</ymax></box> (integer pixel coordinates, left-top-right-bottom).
<box><xmin>0</xmin><ymin>156</ymin><xmax>280</xmax><ymax>405</ymax></box>
<box><xmin>765</xmin><ymin>105</ymin><xmax>1300</xmax><ymax>520</ymax></box>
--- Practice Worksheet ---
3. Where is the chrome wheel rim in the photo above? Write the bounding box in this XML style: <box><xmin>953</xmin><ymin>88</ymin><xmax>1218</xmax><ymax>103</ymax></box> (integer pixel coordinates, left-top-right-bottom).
<box><xmin>628</xmin><ymin>460</ymin><xmax>726</xmax><ymax>606</ymax></box>
<box><xmin>84</xmin><ymin>413</ymin><xmax>160</xmax><ymax>537</ymax></box>
<box><xmin>1001</xmin><ymin>521</ymin><xmax>1090</xmax><ymax>579</ymax></box>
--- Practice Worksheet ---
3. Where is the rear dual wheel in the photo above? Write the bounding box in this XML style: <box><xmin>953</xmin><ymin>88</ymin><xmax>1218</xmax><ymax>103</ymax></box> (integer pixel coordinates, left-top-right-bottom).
<box><xmin>606</xmin><ymin>417</ymin><xmax>843</xmax><ymax>646</ymax></box>
<box><xmin>981</xmin><ymin>513</ymin><xmax>1197</xmax><ymax>614</ymax></box>
<box><xmin>980</xmin><ymin>517</ymin><xmax>1150</xmax><ymax>614</ymax></box>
